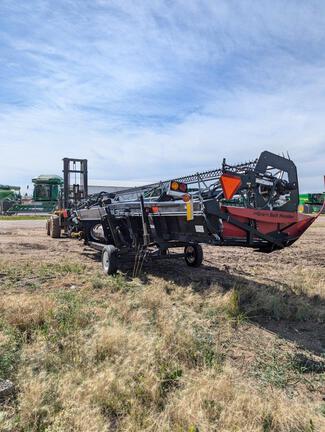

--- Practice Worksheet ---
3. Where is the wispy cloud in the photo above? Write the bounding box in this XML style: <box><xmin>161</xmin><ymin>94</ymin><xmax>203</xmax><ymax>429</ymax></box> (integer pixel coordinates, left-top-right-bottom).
<box><xmin>0</xmin><ymin>0</ymin><xmax>325</xmax><ymax>191</ymax></box>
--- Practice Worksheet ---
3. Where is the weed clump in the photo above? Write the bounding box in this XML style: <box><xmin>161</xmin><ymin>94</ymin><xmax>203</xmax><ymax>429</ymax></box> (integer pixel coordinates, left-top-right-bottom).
<box><xmin>0</xmin><ymin>324</ymin><xmax>21</xmax><ymax>379</ymax></box>
<box><xmin>91</xmin><ymin>273</ymin><xmax>131</xmax><ymax>293</ymax></box>
<box><xmin>38</xmin><ymin>262</ymin><xmax>86</xmax><ymax>277</ymax></box>
<box><xmin>225</xmin><ymin>288</ymin><xmax>247</xmax><ymax>324</ymax></box>
<box><xmin>0</xmin><ymin>294</ymin><xmax>55</xmax><ymax>332</ymax></box>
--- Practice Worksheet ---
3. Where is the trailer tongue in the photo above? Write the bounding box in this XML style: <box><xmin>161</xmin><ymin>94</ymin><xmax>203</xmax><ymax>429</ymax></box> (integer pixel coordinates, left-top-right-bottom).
<box><xmin>76</xmin><ymin>151</ymin><xmax>321</xmax><ymax>275</ymax></box>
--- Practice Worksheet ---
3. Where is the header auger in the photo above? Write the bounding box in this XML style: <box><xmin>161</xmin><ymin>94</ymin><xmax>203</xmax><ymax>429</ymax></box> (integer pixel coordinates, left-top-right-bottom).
<box><xmin>56</xmin><ymin>151</ymin><xmax>322</xmax><ymax>276</ymax></box>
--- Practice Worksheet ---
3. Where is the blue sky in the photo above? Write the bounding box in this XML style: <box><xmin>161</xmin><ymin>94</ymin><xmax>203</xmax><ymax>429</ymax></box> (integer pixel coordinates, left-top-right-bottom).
<box><xmin>0</xmin><ymin>0</ymin><xmax>325</xmax><ymax>192</ymax></box>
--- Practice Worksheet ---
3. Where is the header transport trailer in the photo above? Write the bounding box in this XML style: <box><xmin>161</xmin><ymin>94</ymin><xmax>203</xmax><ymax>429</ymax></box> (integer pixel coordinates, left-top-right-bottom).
<box><xmin>70</xmin><ymin>151</ymin><xmax>322</xmax><ymax>275</ymax></box>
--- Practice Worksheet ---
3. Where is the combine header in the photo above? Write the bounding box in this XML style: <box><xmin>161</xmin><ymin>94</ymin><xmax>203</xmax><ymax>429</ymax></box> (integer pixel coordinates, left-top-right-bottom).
<box><xmin>71</xmin><ymin>151</ymin><xmax>321</xmax><ymax>275</ymax></box>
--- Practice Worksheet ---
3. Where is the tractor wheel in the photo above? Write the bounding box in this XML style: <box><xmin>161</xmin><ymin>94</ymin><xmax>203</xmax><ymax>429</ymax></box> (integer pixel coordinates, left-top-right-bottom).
<box><xmin>102</xmin><ymin>245</ymin><xmax>118</xmax><ymax>275</ymax></box>
<box><xmin>50</xmin><ymin>216</ymin><xmax>61</xmax><ymax>238</ymax></box>
<box><xmin>46</xmin><ymin>219</ymin><xmax>50</xmax><ymax>236</ymax></box>
<box><xmin>184</xmin><ymin>243</ymin><xmax>203</xmax><ymax>267</ymax></box>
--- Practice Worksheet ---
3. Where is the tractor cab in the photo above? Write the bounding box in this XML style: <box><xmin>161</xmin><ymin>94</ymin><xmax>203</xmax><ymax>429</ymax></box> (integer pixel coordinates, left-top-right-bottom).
<box><xmin>32</xmin><ymin>175</ymin><xmax>63</xmax><ymax>202</ymax></box>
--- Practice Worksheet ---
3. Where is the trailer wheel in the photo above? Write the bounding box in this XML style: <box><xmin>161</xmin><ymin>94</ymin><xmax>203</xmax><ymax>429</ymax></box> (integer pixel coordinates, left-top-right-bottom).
<box><xmin>50</xmin><ymin>216</ymin><xmax>61</xmax><ymax>238</ymax></box>
<box><xmin>184</xmin><ymin>244</ymin><xmax>203</xmax><ymax>267</ymax></box>
<box><xmin>102</xmin><ymin>245</ymin><xmax>118</xmax><ymax>275</ymax></box>
<box><xmin>46</xmin><ymin>219</ymin><xmax>50</xmax><ymax>236</ymax></box>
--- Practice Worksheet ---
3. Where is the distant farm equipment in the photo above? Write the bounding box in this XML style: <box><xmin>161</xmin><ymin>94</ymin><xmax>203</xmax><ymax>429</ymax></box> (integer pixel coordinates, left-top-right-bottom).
<box><xmin>5</xmin><ymin>158</ymin><xmax>88</xmax><ymax>219</ymax></box>
<box><xmin>48</xmin><ymin>150</ymin><xmax>323</xmax><ymax>276</ymax></box>
<box><xmin>47</xmin><ymin>158</ymin><xmax>88</xmax><ymax>237</ymax></box>
<box><xmin>299</xmin><ymin>193</ymin><xmax>325</xmax><ymax>214</ymax></box>
<box><xmin>0</xmin><ymin>184</ymin><xmax>21</xmax><ymax>214</ymax></box>
<box><xmin>8</xmin><ymin>175</ymin><xmax>63</xmax><ymax>215</ymax></box>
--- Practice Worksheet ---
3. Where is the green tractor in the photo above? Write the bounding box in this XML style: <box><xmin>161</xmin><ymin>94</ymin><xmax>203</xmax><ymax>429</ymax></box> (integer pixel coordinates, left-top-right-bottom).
<box><xmin>8</xmin><ymin>175</ymin><xmax>63</xmax><ymax>214</ymax></box>
<box><xmin>0</xmin><ymin>185</ymin><xmax>21</xmax><ymax>214</ymax></box>
<box><xmin>299</xmin><ymin>193</ymin><xmax>325</xmax><ymax>214</ymax></box>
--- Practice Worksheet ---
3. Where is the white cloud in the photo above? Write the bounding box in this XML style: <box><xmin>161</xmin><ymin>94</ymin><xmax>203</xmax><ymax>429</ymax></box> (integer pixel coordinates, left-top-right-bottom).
<box><xmin>0</xmin><ymin>0</ymin><xmax>325</xmax><ymax>192</ymax></box>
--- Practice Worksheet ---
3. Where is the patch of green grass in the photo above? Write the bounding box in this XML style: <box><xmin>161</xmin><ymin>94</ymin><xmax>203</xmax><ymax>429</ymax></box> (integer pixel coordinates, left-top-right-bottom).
<box><xmin>132</xmin><ymin>372</ymin><xmax>158</xmax><ymax>410</ymax></box>
<box><xmin>253</xmin><ymin>350</ymin><xmax>295</xmax><ymax>389</ymax></box>
<box><xmin>255</xmin><ymin>363</ymin><xmax>289</xmax><ymax>388</ymax></box>
<box><xmin>263</xmin><ymin>414</ymin><xmax>316</xmax><ymax>432</ymax></box>
<box><xmin>54</xmin><ymin>292</ymin><xmax>83</xmax><ymax>333</ymax></box>
<box><xmin>320</xmin><ymin>403</ymin><xmax>325</xmax><ymax>417</ymax></box>
<box><xmin>41</xmin><ymin>291</ymin><xmax>93</xmax><ymax>342</ymax></box>
<box><xmin>160</xmin><ymin>323</ymin><xmax>224</xmax><ymax>372</ymax></box>
<box><xmin>32</xmin><ymin>292</ymin><xmax>97</xmax><ymax>371</ymax></box>
<box><xmin>225</xmin><ymin>288</ymin><xmax>247</xmax><ymax>324</ymax></box>
<box><xmin>202</xmin><ymin>399</ymin><xmax>222</xmax><ymax>423</ymax></box>
<box><xmin>188</xmin><ymin>426</ymin><xmax>200</xmax><ymax>432</ymax></box>
<box><xmin>0</xmin><ymin>322</ymin><xmax>22</xmax><ymax>379</ymax></box>
<box><xmin>262</xmin><ymin>413</ymin><xmax>273</xmax><ymax>432</ymax></box>
<box><xmin>110</xmin><ymin>273</ymin><xmax>131</xmax><ymax>292</ymax></box>
<box><xmin>91</xmin><ymin>272</ymin><xmax>133</xmax><ymax>293</ymax></box>
<box><xmin>192</xmin><ymin>328</ymin><xmax>223</xmax><ymax>368</ymax></box>
<box><xmin>55</xmin><ymin>292</ymin><xmax>89</xmax><ymax>332</ymax></box>
<box><xmin>290</xmin><ymin>352</ymin><xmax>325</xmax><ymax>374</ymax></box>
<box><xmin>158</xmin><ymin>363</ymin><xmax>183</xmax><ymax>399</ymax></box>
<box><xmin>91</xmin><ymin>276</ymin><xmax>107</xmax><ymax>290</ymax></box>
<box><xmin>253</xmin><ymin>350</ymin><xmax>325</xmax><ymax>391</ymax></box>
<box><xmin>237</xmin><ymin>283</ymin><xmax>319</xmax><ymax>322</ymax></box>
<box><xmin>0</xmin><ymin>261</ymin><xmax>86</xmax><ymax>294</ymax></box>
<box><xmin>0</xmin><ymin>261</ymin><xmax>86</xmax><ymax>291</ymax></box>
<box><xmin>1</xmin><ymin>262</ymin><xmax>34</xmax><ymax>282</ymax></box>
<box><xmin>38</xmin><ymin>262</ymin><xmax>86</xmax><ymax>277</ymax></box>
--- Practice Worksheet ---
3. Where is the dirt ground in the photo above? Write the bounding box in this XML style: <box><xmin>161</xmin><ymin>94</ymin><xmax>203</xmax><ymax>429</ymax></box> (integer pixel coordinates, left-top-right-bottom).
<box><xmin>1</xmin><ymin>217</ymin><xmax>324</xmax><ymax>362</ymax></box>
<box><xmin>0</xmin><ymin>217</ymin><xmax>325</xmax><ymax>431</ymax></box>
<box><xmin>1</xmin><ymin>216</ymin><xmax>324</xmax><ymax>337</ymax></box>
<box><xmin>1</xmin><ymin>216</ymin><xmax>324</xmax><ymax>270</ymax></box>
<box><xmin>0</xmin><ymin>217</ymin><xmax>324</xmax><ymax>353</ymax></box>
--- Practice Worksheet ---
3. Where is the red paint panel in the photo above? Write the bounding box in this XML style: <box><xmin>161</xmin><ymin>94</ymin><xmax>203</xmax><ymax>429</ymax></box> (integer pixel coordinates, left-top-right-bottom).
<box><xmin>221</xmin><ymin>205</ymin><xmax>318</xmax><ymax>241</ymax></box>
<box><xmin>224</xmin><ymin>206</ymin><xmax>298</xmax><ymax>224</ymax></box>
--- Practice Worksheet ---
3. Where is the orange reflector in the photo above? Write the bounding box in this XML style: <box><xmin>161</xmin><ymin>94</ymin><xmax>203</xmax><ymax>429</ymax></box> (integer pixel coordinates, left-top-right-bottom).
<box><xmin>182</xmin><ymin>193</ymin><xmax>191</xmax><ymax>203</ymax></box>
<box><xmin>220</xmin><ymin>174</ymin><xmax>241</xmax><ymax>200</ymax></box>
<box><xmin>151</xmin><ymin>206</ymin><xmax>159</xmax><ymax>213</ymax></box>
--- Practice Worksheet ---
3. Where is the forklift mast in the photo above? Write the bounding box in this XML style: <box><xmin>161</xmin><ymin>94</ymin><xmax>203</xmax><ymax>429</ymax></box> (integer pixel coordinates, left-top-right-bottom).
<box><xmin>62</xmin><ymin>158</ymin><xmax>88</xmax><ymax>209</ymax></box>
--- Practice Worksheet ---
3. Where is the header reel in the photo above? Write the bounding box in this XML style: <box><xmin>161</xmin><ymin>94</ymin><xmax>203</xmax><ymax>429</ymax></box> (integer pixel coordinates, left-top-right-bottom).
<box><xmin>219</xmin><ymin>151</ymin><xmax>299</xmax><ymax>212</ymax></box>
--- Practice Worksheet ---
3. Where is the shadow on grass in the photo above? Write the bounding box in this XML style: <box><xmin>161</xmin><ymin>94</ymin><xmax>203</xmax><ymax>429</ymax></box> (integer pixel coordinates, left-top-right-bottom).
<box><xmin>142</xmin><ymin>258</ymin><xmax>325</xmax><ymax>356</ymax></box>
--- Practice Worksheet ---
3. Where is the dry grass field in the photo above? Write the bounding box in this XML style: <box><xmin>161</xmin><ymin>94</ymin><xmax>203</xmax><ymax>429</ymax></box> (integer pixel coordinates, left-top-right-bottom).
<box><xmin>0</xmin><ymin>218</ymin><xmax>325</xmax><ymax>431</ymax></box>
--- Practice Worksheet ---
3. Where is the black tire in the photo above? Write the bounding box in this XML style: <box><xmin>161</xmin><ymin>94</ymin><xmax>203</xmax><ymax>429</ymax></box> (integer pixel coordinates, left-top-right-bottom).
<box><xmin>184</xmin><ymin>243</ymin><xmax>203</xmax><ymax>267</ymax></box>
<box><xmin>50</xmin><ymin>216</ymin><xmax>61</xmax><ymax>238</ymax></box>
<box><xmin>46</xmin><ymin>219</ymin><xmax>50</xmax><ymax>236</ymax></box>
<box><xmin>102</xmin><ymin>245</ymin><xmax>118</xmax><ymax>275</ymax></box>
